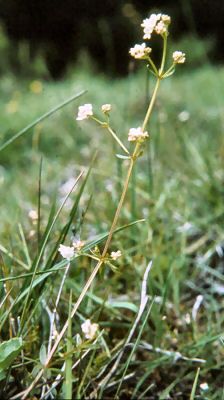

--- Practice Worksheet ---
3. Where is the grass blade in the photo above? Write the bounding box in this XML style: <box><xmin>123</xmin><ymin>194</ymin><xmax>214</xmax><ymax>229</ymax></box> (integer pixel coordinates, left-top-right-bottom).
<box><xmin>190</xmin><ymin>367</ymin><xmax>200</xmax><ymax>400</ymax></box>
<box><xmin>19</xmin><ymin>171</ymin><xmax>83</xmax><ymax>333</ymax></box>
<box><xmin>46</xmin><ymin>151</ymin><xmax>97</xmax><ymax>269</ymax></box>
<box><xmin>0</xmin><ymin>90</ymin><xmax>87</xmax><ymax>152</ymax></box>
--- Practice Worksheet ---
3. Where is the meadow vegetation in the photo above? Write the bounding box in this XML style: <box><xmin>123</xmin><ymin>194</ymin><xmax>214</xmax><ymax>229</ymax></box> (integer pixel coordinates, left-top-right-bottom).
<box><xmin>0</xmin><ymin>15</ymin><xmax>224</xmax><ymax>399</ymax></box>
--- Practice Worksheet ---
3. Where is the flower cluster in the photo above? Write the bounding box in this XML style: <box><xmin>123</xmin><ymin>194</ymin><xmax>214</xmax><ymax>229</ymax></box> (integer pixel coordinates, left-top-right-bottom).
<box><xmin>110</xmin><ymin>250</ymin><xmax>122</xmax><ymax>260</ymax></box>
<box><xmin>58</xmin><ymin>240</ymin><xmax>84</xmax><ymax>260</ymax></box>
<box><xmin>58</xmin><ymin>244</ymin><xmax>75</xmax><ymax>260</ymax></box>
<box><xmin>129</xmin><ymin>43</ymin><xmax>152</xmax><ymax>60</ymax></box>
<box><xmin>141</xmin><ymin>13</ymin><xmax>171</xmax><ymax>39</ymax></box>
<box><xmin>76</xmin><ymin>103</ymin><xmax>93</xmax><ymax>120</ymax></box>
<box><xmin>81</xmin><ymin>319</ymin><xmax>99</xmax><ymax>339</ymax></box>
<box><xmin>128</xmin><ymin>127</ymin><xmax>149</xmax><ymax>142</ymax></box>
<box><xmin>102</xmin><ymin>104</ymin><xmax>111</xmax><ymax>113</ymax></box>
<box><xmin>172</xmin><ymin>51</ymin><xmax>186</xmax><ymax>64</ymax></box>
<box><xmin>73</xmin><ymin>239</ymin><xmax>85</xmax><ymax>251</ymax></box>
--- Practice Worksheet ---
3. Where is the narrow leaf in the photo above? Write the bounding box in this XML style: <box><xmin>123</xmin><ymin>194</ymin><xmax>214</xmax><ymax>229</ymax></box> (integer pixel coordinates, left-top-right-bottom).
<box><xmin>0</xmin><ymin>90</ymin><xmax>87</xmax><ymax>151</ymax></box>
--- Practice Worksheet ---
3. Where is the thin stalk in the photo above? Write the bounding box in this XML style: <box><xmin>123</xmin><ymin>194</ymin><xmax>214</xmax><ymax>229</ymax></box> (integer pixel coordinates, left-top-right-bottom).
<box><xmin>21</xmin><ymin>76</ymin><xmax>162</xmax><ymax>400</ymax></box>
<box><xmin>162</xmin><ymin>63</ymin><xmax>175</xmax><ymax>78</ymax></box>
<box><xmin>106</xmin><ymin>125</ymin><xmax>130</xmax><ymax>155</ymax></box>
<box><xmin>37</xmin><ymin>156</ymin><xmax>43</xmax><ymax>251</ymax></box>
<box><xmin>92</xmin><ymin>116</ymin><xmax>130</xmax><ymax>155</ymax></box>
<box><xmin>65</xmin><ymin>291</ymin><xmax>73</xmax><ymax>400</ymax></box>
<box><xmin>147</xmin><ymin>57</ymin><xmax>158</xmax><ymax>75</ymax></box>
<box><xmin>18</xmin><ymin>224</ymin><xmax>31</xmax><ymax>268</ymax></box>
<box><xmin>142</xmin><ymin>78</ymin><xmax>161</xmax><ymax>133</ymax></box>
<box><xmin>48</xmin><ymin>261</ymin><xmax>71</xmax><ymax>355</ymax></box>
<box><xmin>159</xmin><ymin>34</ymin><xmax>167</xmax><ymax>76</ymax></box>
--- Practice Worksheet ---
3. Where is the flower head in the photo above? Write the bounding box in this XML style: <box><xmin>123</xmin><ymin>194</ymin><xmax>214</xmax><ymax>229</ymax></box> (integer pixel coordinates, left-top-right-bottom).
<box><xmin>73</xmin><ymin>239</ymin><xmax>85</xmax><ymax>251</ymax></box>
<box><xmin>128</xmin><ymin>127</ymin><xmax>149</xmax><ymax>142</ymax></box>
<box><xmin>141</xmin><ymin>13</ymin><xmax>171</xmax><ymax>39</ymax></box>
<box><xmin>76</xmin><ymin>104</ymin><xmax>93</xmax><ymax>120</ymax></box>
<box><xmin>141</xmin><ymin>14</ymin><xmax>161</xmax><ymax>39</ymax></box>
<box><xmin>161</xmin><ymin>14</ymin><xmax>171</xmax><ymax>24</ymax></box>
<box><xmin>111</xmin><ymin>250</ymin><xmax>122</xmax><ymax>260</ymax></box>
<box><xmin>102</xmin><ymin>104</ymin><xmax>112</xmax><ymax>113</ymax></box>
<box><xmin>81</xmin><ymin>319</ymin><xmax>99</xmax><ymax>339</ymax></box>
<box><xmin>28</xmin><ymin>209</ymin><xmax>38</xmax><ymax>220</ymax></box>
<box><xmin>172</xmin><ymin>51</ymin><xmax>186</xmax><ymax>64</ymax></box>
<box><xmin>58</xmin><ymin>244</ymin><xmax>75</xmax><ymax>260</ymax></box>
<box><xmin>178</xmin><ymin>110</ymin><xmax>190</xmax><ymax>122</ymax></box>
<box><xmin>155</xmin><ymin>20</ymin><xmax>166</xmax><ymax>35</ymax></box>
<box><xmin>129</xmin><ymin>43</ymin><xmax>152</xmax><ymax>59</ymax></box>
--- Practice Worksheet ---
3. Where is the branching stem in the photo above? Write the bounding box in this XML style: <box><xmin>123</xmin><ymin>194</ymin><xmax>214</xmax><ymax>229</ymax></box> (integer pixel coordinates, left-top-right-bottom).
<box><xmin>21</xmin><ymin>72</ymin><xmax>163</xmax><ymax>400</ymax></box>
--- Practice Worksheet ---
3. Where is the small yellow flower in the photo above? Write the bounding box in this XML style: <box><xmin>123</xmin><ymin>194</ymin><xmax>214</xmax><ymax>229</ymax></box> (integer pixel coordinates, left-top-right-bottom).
<box><xmin>29</xmin><ymin>80</ymin><xmax>43</xmax><ymax>94</ymax></box>
<box><xmin>81</xmin><ymin>319</ymin><xmax>99</xmax><ymax>339</ymax></box>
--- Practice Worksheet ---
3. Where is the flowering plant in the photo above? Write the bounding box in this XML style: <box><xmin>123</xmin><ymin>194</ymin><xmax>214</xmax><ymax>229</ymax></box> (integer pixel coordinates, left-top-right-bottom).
<box><xmin>23</xmin><ymin>12</ymin><xmax>185</xmax><ymax>398</ymax></box>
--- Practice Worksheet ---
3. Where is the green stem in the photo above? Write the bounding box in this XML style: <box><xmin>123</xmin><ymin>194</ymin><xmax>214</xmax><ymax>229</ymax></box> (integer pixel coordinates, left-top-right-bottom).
<box><xmin>107</xmin><ymin>125</ymin><xmax>130</xmax><ymax>155</ymax></box>
<box><xmin>162</xmin><ymin>63</ymin><xmax>175</xmax><ymax>78</ymax></box>
<box><xmin>142</xmin><ymin>78</ymin><xmax>161</xmax><ymax>133</ymax></box>
<box><xmin>160</xmin><ymin>34</ymin><xmax>167</xmax><ymax>75</ymax></box>
<box><xmin>147</xmin><ymin>57</ymin><xmax>158</xmax><ymax>75</ymax></box>
<box><xmin>92</xmin><ymin>116</ymin><xmax>130</xmax><ymax>155</ymax></box>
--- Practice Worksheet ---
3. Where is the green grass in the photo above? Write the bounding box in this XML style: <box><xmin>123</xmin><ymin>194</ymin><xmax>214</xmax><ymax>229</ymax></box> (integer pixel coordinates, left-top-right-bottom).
<box><xmin>0</xmin><ymin>59</ymin><xmax>224</xmax><ymax>398</ymax></box>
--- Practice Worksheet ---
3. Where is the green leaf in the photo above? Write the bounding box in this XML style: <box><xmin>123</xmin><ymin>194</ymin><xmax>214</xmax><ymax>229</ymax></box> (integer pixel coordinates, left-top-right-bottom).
<box><xmin>116</xmin><ymin>154</ymin><xmax>130</xmax><ymax>160</ymax></box>
<box><xmin>39</xmin><ymin>344</ymin><xmax>47</xmax><ymax>366</ymax></box>
<box><xmin>163</xmin><ymin>68</ymin><xmax>175</xmax><ymax>78</ymax></box>
<box><xmin>190</xmin><ymin>368</ymin><xmax>200</xmax><ymax>400</ymax></box>
<box><xmin>0</xmin><ymin>369</ymin><xmax>6</xmax><ymax>381</ymax></box>
<box><xmin>0</xmin><ymin>337</ymin><xmax>23</xmax><ymax>370</ymax></box>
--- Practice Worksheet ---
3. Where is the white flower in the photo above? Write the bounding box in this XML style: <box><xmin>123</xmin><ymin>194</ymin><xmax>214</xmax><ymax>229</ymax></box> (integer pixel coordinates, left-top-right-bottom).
<box><xmin>129</xmin><ymin>43</ymin><xmax>152</xmax><ymax>59</ymax></box>
<box><xmin>141</xmin><ymin>13</ymin><xmax>170</xmax><ymax>39</ymax></box>
<box><xmin>128</xmin><ymin>127</ymin><xmax>149</xmax><ymax>142</ymax></box>
<box><xmin>73</xmin><ymin>239</ymin><xmax>85</xmax><ymax>251</ymax></box>
<box><xmin>76</xmin><ymin>104</ymin><xmax>93</xmax><ymax>120</ymax></box>
<box><xmin>155</xmin><ymin>20</ymin><xmax>166</xmax><ymax>35</ymax></box>
<box><xmin>172</xmin><ymin>51</ymin><xmax>186</xmax><ymax>64</ymax></box>
<box><xmin>111</xmin><ymin>250</ymin><xmax>122</xmax><ymax>260</ymax></box>
<box><xmin>81</xmin><ymin>319</ymin><xmax>99</xmax><ymax>339</ymax></box>
<box><xmin>58</xmin><ymin>244</ymin><xmax>75</xmax><ymax>260</ymax></box>
<box><xmin>161</xmin><ymin>14</ymin><xmax>171</xmax><ymax>24</ymax></box>
<box><xmin>141</xmin><ymin>14</ymin><xmax>161</xmax><ymax>39</ymax></box>
<box><xmin>200</xmin><ymin>382</ymin><xmax>209</xmax><ymax>391</ymax></box>
<box><xmin>178</xmin><ymin>110</ymin><xmax>190</xmax><ymax>122</ymax></box>
<box><xmin>28</xmin><ymin>209</ymin><xmax>38</xmax><ymax>220</ymax></box>
<box><xmin>101</xmin><ymin>104</ymin><xmax>111</xmax><ymax>113</ymax></box>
